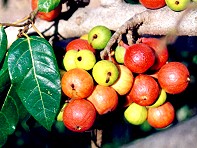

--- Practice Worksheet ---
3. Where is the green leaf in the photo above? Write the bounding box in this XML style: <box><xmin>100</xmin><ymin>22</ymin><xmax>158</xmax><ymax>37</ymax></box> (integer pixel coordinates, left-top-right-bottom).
<box><xmin>0</xmin><ymin>131</ymin><xmax>7</xmax><ymax>147</ymax></box>
<box><xmin>0</xmin><ymin>25</ymin><xmax>8</xmax><ymax>64</ymax></box>
<box><xmin>1</xmin><ymin>87</ymin><xmax>19</xmax><ymax>135</ymax></box>
<box><xmin>38</xmin><ymin>0</ymin><xmax>61</xmax><ymax>12</ymax></box>
<box><xmin>0</xmin><ymin>54</ymin><xmax>11</xmax><ymax>94</ymax></box>
<box><xmin>9</xmin><ymin>85</ymin><xmax>29</xmax><ymax>122</ymax></box>
<box><xmin>0</xmin><ymin>112</ymin><xmax>12</xmax><ymax>135</ymax></box>
<box><xmin>8</xmin><ymin>36</ymin><xmax>61</xmax><ymax>131</ymax></box>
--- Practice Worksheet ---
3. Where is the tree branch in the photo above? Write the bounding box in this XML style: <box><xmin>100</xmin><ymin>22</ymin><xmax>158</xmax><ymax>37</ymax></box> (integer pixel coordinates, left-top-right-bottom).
<box><xmin>31</xmin><ymin>3</ymin><xmax>197</xmax><ymax>37</ymax></box>
<box><xmin>2</xmin><ymin>1</ymin><xmax>197</xmax><ymax>46</ymax></box>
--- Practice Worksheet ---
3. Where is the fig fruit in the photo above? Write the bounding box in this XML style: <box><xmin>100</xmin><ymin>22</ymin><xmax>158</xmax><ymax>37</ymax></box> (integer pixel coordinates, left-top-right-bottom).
<box><xmin>158</xmin><ymin>62</ymin><xmax>190</xmax><ymax>94</ymax></box>
<box><xmin>127</xmin><ymin>74</ymin><xmax>160</xmax><ymax>106</ymax></box>
<box><xmin>139</xmin><ymin>37</ymin><xmax>169</xmax><ymax>71</ymax></box>
<box><xmin>87</xmin><ymin>85</ymin><xmax>118</xmax><ymax>115</ymax></box>
<box><xmin>124</xmin><ymin>43</ymin><xmax>155</xmax><ymax>73</ymax></box>
<box><xmin>147</xmin><ymin>102</ymin><xmax>175</xmax><ymax>128</ymax></box>
<box><xmin>63</xmin><ymin>99</ymin><xmax>96</xmax><ymax>132</ymax></box>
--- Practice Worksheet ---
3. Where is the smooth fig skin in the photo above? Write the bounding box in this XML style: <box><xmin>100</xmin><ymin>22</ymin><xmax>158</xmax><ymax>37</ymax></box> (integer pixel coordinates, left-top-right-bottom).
<box><xmin>63</xmin><ymin>99</ymin><xmax>96</xmax><ymax>132</ymax></box>
<box><xmin>87</xmin><ymin>85</ymin><xmax>118</xmax><ymax>115</ymax></box>
<box><xmin>139</xmin><ymin>0</ymin><xmax>166</xmax><ymax>9</ymax></box>
<box><xmin>61</xmin><ymin>68</ymin><xmax>94</xmax><ymax>99</ymax></box>
<box><xmin>158</xmin><ymin>62</ymin><xmax>190</xmax><ymax>94</ymax></box>
<box><xmin>127</xmin><ymin>74</ymin><xmax>160</xmax><ymax>106</ymax></box>
<box><xmin>124</xmin><ymin>43</ymin><xmax>155</xmax><ymax>73</ymax></box>
<box><xmin>147</xmin><ymin>102</ymin><xmax>175</xmax><ymax>129</ymax></box>
<box><xmin>66</xmin><ymin>38</ymin><xmax>96</xmax><ymax>54</ymax></box>
<box><xmin>139</xmin><ymin>37</ymin><xmax>169</xmax><ymax>71</ymax></box>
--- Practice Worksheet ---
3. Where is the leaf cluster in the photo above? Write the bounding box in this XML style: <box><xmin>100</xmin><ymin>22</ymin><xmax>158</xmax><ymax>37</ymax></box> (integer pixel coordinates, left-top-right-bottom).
<box><xmin>0</xmin><ymin>25</ymin><xmax>61</xmax><ymax>146</ymax></box>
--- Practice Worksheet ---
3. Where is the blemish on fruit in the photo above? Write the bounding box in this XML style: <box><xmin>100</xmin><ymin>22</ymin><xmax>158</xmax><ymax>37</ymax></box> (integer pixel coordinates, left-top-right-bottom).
<box><xmin>93</xmin><ymin>34</ymin><xmax>98</xmax><ymax>39</ymax></box>
<box><xmin>142</xmin><ymin>96</ymin><xmax>147</xmax><ymax>100</ymax></box>
<box><xmin>77</xmin><ymin>56</ymin><xmax>82</xmax><ymax>61</ymax></box>
<box><xmin>175</xmin><ymin>1</ymin><xmax>179</xmax><ymax>5</ymax></box>
<box><xmin>71</xmin><ymin>84</ymin><xmax>75</xmax><ymax>90</ymax></box>
<box><xmin>106</xmin><ymin>72</ymin><xmax>112</xmax><ymax>83</ymax></box>
<box><xmin>76</xmin><ymin>126</ymin><xmax>82</xmax><ymax>130</ymax></box>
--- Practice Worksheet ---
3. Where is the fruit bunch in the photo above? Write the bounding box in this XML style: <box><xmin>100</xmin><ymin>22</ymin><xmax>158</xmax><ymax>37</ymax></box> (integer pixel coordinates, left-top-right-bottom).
<box><xmin>115</xmin><ymin>37</ymin><xmax>190</xmax><ymax>128</ymax></box>
<box><xmin>58</xmin><ymin>25</ymin><xmax>190</xmax><ymax>132</ymax></box>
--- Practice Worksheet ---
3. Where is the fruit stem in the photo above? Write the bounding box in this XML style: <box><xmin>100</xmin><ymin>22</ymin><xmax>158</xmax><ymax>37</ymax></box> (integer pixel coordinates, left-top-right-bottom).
<box><xmin>1</xmin><ymin>9</ymin><xmax>40</xmax><ymax>38</ymax></box>
<box><xmin>100</xmin><ymin>10</ymin><xmax>147</xmax><ymax>59</ymax></box>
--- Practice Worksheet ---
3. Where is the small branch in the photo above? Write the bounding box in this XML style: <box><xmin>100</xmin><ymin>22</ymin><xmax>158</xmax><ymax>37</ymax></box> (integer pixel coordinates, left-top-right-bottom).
<box><xmin>100</xmin><ymin>10</ymin><xmax>148</xmax><ymax>59</ymax></box>
<box><xmin>101</xmin><ymin>4</ymin><xmax>197</xmax><ymax>59</ymax></box>
<box><xmin>1</xmin><ymin>9</ymin><xmax>44</xmax><ymax>39</ymax></box>
<box><xmin>1</xmin><ymin>9</ymin><xmax>38</xmax><ymax>28</ymax></box>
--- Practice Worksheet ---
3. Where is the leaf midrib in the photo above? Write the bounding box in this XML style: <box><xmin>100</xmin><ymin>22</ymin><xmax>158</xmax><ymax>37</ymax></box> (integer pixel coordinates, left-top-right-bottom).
<box><xmin>27</xmin><ymin>37</ymin><xmax>48</xmax><ymax>124</ymax></box>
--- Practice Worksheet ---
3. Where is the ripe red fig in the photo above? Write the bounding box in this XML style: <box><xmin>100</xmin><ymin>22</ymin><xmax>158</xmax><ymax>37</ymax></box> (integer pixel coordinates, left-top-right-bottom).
<box><xmin>124</xmin><ymin>43</ymin><xmax>155</xmax><ymax>73</ymax></box>
<box><xmin>139</xmin><ymin>37</ymin><xmax>169</xmax><ymax>71</ymax></box>
<box><xmin>61</xmin><ymin>68</ymin><xmax>94</xmax><ymax>99</ymax></box>
<box><xmin>147</xmin><ymin>102</ymin><xmax>175</xmax><ymax>129</ymax></box>
<box><xmin>127</xmin><ymin>74</ymin><xmax>160</xmax><ymax>106</ymax></box>
<box><xmin>87</xmin><ymin>85</ymin><xmax>118</xmax><ymax>115</ymax></box>
<box><xmin>158</xmin><ymin>62</ymin><xmax>190</xmax><ymax>94</ymax></box>
<box><xmin>63</xmin><ymin>99</ymin><xmax>96</xmax><ymax>132</ymax></box>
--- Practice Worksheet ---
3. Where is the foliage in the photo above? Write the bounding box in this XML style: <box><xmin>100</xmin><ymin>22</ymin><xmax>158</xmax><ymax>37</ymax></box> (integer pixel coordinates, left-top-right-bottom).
<box><xmin>0</xmin><ymin>2</ymin><xmax>62</xmax><ymax>146</ymax></box>
<box><xmin>38</xmin><ymin>0</ymin><xmax>61</xmax><ymax>12</ymax></box>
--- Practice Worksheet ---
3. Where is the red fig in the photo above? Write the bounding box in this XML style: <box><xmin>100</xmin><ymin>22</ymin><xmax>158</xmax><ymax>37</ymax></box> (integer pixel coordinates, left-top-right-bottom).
<box><xmin>63</xmin><ymin>99</ymin><xmax>96</xmax><ymax>132</ymax></box>
<box><xmin>124</xmin><ymin>43</ymin><xmax>155</xmax><ymax>73</ymax></box>
<box><xmin>127</xmin><ymin>74</ymin><xmax>160</xmax><ymax>106</ymax></box>
<box><xmin>139</xmin><ymin>37</ymin><xmax>169</xmax><ymax>71</ymax></box>
<box><xmin>158</xmin><ymin>62</ymin><xmax>190</xmax><ymax>94</ymax></box>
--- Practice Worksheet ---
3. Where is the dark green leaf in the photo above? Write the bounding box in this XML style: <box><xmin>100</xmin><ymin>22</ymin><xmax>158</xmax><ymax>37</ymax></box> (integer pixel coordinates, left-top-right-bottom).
<box><xmin>0</xmin><ymin>54</ymin><xmax>11</xmax><ymax>94</ymax></box>
<box><xmin>8</xmin><ymin>36</ymin><xmax>61</xmax><ymax>131</ymax></box>
<box><xmin>9</xmin><ymin>85</ymin><xmax>29</xmax><ymax>122</ymax></box>
<box><xmin>0</xmin><ymin>112</ymin><xmax>12</xmax><ymax>135</ymax></box>
<box><xmin>124</xmin><ymin>0</ymin><xmax>139</xmax><ymax>4</ymax></box>
<box><xmin>0</xmin><ymin>131</ymin><xmax>7</xmax><ymax>147</ymax></box>
<box><xmin>0</xmin><ymin>25</ymin><xmax>8</xmax><ymax>64</ymax></box>
<box><xmin>1</xmin><ymin>88</ymin><xmax>19</xmax><ymax>134</ymax></box>
<box><xmin>38</xmin><ymin>0</ymin><xmax>61</xmax><ymax>12</ymax></box>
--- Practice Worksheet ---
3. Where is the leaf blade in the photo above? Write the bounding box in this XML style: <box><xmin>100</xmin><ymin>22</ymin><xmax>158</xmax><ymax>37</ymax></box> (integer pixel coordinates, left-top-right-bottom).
<box><xmin>0</xmin><ymin>54</ymin><xmax>11</xmax><ymax>94</ymax></box>
<box><xmin>1</xmin><ymin>89</ymin><xmax>19</xmax><ymax>135</ymax></box>
<box><xmin>38</xmin><ymin>0</ymin><xmax>61</xmax><ymax>12</ymax></box>
<box><xmin>0</xmin><ymin>25</ymin><xmax>8</xmax><ymax>64</ymax></box>
<box><xmin>8</xmin><ymin>36</ymin><xmax>61</xmax><ymax>131</ymax></box>
<box><xmin>0</xmin><ymin>131</ymin><xmax>7</xmax><ymax>147</ymax></box>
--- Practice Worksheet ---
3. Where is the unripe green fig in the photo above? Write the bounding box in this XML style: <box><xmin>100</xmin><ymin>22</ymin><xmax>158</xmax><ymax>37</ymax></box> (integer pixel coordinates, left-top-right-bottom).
<box><xmin>88</xmin><ymin>25</ymin><xmax>112</xmax><ymax>50</ymax></box>
<box><xmin>124</xmin><ymin>103</ymin><xmax>148</xmax><ymax>125</ymax></box>
<box><xmin>165</xmin><ymin>0</ymin><xmax>190</xmax><ymax>11</ymax></box>
<box><xmin>57</xmin><ymin>103</ymin><xmax>68</xmax><ymax>121</ymax></box>
<box><xmin>114</xmin><ymin>45</ymin><xmax>126</xmax><ymax>64</ymax></box>
<box><xmin>147</xmin><ymin>89</ymin><xmax>167</xmax><ymax>108</ymax></box>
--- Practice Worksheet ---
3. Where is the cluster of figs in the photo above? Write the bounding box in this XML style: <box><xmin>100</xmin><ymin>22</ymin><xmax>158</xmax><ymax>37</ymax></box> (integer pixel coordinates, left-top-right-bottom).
<box><xmin>57</xmin><ymin>25</ymin><xmax>190</xmax><ymax>132</ymax></box>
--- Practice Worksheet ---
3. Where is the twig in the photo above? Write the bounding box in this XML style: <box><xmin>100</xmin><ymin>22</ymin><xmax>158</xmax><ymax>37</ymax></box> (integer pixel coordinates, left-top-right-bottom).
<box><xmin>0</xmin><ymin>9</ymin><xmax>40</xmax><ymax>38</ymax></box>
<box><xmin>101</xmin><ymin>10</ymin><xmax>149</xmax><ymax>60</ymax></box>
